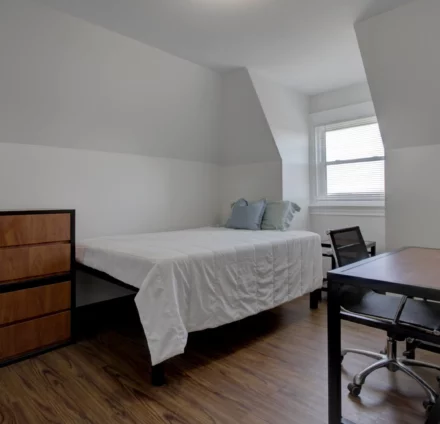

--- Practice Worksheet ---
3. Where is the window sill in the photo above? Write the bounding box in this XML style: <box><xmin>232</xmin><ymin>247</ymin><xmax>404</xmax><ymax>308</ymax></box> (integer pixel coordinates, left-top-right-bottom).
<box><xmin>309</xmin><ymin>203</ymin><xmax>385</xmax><ymax>217</ymax></box>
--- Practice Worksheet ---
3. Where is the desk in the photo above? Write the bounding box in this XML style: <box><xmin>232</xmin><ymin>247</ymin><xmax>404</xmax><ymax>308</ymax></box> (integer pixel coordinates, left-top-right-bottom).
<box><xmin>327</xmin><ymin>247</ymin><xmax>440</xmax><ymax>424</ymax></box>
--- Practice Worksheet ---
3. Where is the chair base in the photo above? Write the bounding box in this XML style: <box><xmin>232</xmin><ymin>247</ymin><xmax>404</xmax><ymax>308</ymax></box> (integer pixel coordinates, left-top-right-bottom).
<box><xmin>342</xmin><ymin>337</ymin><xmax>440</xmax><ymax>407</ymax></box>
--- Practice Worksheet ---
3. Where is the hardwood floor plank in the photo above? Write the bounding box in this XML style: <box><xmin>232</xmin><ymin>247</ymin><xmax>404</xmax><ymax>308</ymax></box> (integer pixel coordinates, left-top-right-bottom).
<box><xmin>0</xmin><ymin>295</ymin><xmax>439</xmax><ymax>423</ymax></box>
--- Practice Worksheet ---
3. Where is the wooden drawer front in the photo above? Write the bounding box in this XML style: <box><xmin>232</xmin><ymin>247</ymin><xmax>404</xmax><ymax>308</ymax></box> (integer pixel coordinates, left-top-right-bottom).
<box><xmin>0</xmin><ymin>282</ymin><xmax>71</xmax><ymax>326</ymax></box>
<box><xmin>0</xmin><ymin>244</ymin><xmax>70</xmax><ymax>282</ymax></box>
<box><xmin>0</xmin><ymin>214</ymin><xmax>70</xmax><ymax>247</ymax></box>
<box><xmin>0</xmin><ymin>311</ymin><xmax>70</xmax><ymax>361</ymax></box>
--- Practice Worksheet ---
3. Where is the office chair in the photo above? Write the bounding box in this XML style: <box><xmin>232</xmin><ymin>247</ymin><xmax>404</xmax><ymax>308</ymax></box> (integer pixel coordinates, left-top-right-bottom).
<box><xmin>398</xmin><ymin>300</ymin><xmax>440</xmax><ymax>411</ymax></box>
<box><xmin>328</xmin><ymin>227</ymin><xmax>439</xmax><ymax>408</ymax></box>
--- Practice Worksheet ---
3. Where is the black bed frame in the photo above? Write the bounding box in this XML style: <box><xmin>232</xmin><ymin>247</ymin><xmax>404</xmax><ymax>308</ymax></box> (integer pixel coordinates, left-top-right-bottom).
<box><xmin>76</xmin><ymin>261</ymin><xmax>322</xmax><ymax>386</ymax></box>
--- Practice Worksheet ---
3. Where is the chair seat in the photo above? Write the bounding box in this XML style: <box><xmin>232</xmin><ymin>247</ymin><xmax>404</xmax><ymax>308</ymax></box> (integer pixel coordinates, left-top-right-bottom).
<box><xmin>342</xmin><ymin>289</ymin><xmax>403</xmax><ymax>321</ymax></box>
<box><xmin>400</xmin><ymin>298</ymin><xmax>440</xmax><ymax>332</ymax></box>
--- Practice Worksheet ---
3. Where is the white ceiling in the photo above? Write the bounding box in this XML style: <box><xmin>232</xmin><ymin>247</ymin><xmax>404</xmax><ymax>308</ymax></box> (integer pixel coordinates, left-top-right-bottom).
<box><xmin>36</xmin><ymin>0</ymin><xmax>412</xmax><ymax>94</ymax></box>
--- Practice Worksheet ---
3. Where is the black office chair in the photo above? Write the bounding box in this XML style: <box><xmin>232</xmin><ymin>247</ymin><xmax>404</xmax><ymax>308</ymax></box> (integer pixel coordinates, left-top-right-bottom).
<box><xmin>328</xmin><ymin>227</ymin><xmax>439</xmax><ymax>407</ymax></box>
<box><xmin>398</xmin><ymin>300</ymin><xmax>440</xmax><ymax>411</ymax></box>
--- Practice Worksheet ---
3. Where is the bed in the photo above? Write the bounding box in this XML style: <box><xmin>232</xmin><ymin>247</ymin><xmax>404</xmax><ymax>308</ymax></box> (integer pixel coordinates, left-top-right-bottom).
<box><xmin>76</xmin><ymin>227</ymin><xmax>323</xmax><ymax>383</ymax></box>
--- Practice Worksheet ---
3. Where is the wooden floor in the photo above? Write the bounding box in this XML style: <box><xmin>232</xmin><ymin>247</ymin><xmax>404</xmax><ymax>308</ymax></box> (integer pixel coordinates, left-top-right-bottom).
<box><xmin>0</xmin><ymin>295</ymin><xmax>438</xmax><ymax>424</ymax></box>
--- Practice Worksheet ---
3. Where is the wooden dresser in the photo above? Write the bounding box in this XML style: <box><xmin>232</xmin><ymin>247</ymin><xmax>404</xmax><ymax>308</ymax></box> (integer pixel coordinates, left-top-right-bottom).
<box><xmin>0</xmin><ymin>210</ymin><xmax>75</xmax><ymax>365</ymax></box>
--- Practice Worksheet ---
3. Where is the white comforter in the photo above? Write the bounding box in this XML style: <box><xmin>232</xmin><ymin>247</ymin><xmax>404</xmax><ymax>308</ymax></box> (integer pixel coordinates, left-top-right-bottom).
<box><xmin>76</xmin><ymin>227</ymin><xmax>323</xmax><ymax>365</ymax></box>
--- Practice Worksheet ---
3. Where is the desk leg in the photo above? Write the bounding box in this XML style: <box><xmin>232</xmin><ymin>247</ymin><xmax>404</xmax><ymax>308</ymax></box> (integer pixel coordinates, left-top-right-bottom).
<box><xmin>328</xmin><ymin>282</ymin><xmax>343</xmax><ymax>424</ymax></box>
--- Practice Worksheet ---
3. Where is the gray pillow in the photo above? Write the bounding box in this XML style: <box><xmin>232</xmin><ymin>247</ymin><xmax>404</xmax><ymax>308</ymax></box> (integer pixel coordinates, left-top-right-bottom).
<box><xmin>226</xmin><ymin>198</ymin><xmax>248</xmax><ymax>227</ymax></box>
<box><xmin>261</xmin><ymin>201</ymin><xmax>301</xmax><ymax>231</ymax></box>
<box><xmin>230</xmin><ymin>198</ymin><xmax>248</xmax><ymax>209</ymax></box>
<box><xmin>226</xmin><ymin>199</ymin><xmax>267</xmax><ymax>230</ymax></box>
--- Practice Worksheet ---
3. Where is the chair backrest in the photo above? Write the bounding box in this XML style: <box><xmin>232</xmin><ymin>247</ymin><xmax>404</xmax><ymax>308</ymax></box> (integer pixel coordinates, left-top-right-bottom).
<box><xmin>327</xmin><ymin>226</ymin><xmax>370</xmax><ymax>268</ymax></box>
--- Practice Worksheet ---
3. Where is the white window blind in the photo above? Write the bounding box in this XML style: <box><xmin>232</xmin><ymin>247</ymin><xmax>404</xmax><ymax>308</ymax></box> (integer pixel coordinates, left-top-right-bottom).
<box><xmin>314</xmin><ymin>117</ymin><xmax>385</xmax><ymax>202</ymax></box>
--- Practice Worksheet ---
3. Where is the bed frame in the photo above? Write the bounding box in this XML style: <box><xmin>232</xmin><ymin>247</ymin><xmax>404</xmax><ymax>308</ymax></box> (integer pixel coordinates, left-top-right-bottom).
<box><xmin>76</xmin><ymin>261</ymin><xmax>321</xmax><ymax>386</ymax></box>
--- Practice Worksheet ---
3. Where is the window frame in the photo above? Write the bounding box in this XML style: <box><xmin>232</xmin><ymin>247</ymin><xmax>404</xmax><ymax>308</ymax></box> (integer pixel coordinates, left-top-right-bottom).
<box><xmin>313</xmin><ymin>116</ymin><xmax>385</xmax><ymax>203</ymax></box>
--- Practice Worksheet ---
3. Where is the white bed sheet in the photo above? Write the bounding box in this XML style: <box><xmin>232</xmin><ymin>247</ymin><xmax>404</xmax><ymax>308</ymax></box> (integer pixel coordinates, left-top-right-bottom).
<box><xmin>76</xmin><ymin>227</ymin><xmax>323</xmax><ymax>365</ymax></box>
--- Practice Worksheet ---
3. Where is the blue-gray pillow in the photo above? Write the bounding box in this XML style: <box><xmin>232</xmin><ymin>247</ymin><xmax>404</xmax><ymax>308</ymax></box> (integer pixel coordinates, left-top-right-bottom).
<box><xmin>261</xmin><ymin>201</ymin><xmax>301</xmax><ymax>231</ymax></box>
<box><xmin>230</xmin><ymin>198</ymin><xmax>248</xmax><ymax>209</ymax></box>
<box><xmin>226</xmin><ymin>199</ymin><xmax>267</xmax><ymax>231</ymax></box>
<box><xmin>226</xmin><ymin>198</ymin><xmax>248</xmax><ymax>227</ymax></box>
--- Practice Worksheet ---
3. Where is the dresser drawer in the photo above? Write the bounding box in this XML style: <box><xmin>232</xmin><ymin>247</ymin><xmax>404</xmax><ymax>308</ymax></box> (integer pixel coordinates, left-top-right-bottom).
<box><xmin>0</xmin><ymin>214</ymin><xmax>70</xmax><ymax>248</ymax></box>
<box><xmin>0</xmin><ymin>243</ymin><xmax>70</xmax><ymax>282</ymax></box>
<box><xmin>0</xmin><ymin>282</ymin><xmax>71</xmax><ymax>326</ymax></box>
<box><xmin>0</xmin><ymin>311</ymin><xmax>71</xmax><ymax>361</ymax></box>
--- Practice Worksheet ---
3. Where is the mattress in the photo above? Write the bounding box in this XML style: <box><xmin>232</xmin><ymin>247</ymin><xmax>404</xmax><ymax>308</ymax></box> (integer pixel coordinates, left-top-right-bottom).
<box><xmin>76</xmin><ymin>227</ymin><xmax>323</xmax><ymax>365</ymax></box>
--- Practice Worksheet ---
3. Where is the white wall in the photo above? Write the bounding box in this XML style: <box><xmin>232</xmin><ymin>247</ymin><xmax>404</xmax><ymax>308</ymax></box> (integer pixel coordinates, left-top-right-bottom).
<box><xmin>386</xmin><ymin>145</ymin><xmax>440</xmax><ymax>249</ymax></box>
<box><xmin>309</xmin><ymin>82</ymin><xmax>376</xmax><ymax>128</ymax></box>
<box><xmin>311</xmin><ymin>212</ymin><xmax>385</xmax><ymax>274</ymax></box>
<box><xmin>0</xmin><ymin>0</ymin><xmax>221</xmax><ymax>240</ymax></box>
<box><xmin>356</xmin><ymin>0</ymin><xmax>440</xmax><ymax>250</ymax></box>
<box><xmin>308</xmin><ymin>83</ymin><xmax>386</xmax><ymax>251</ymax></box>
<box><xmin>0</xmin><ymin>143</ymin><xmax>219</xmax><ymax>240</ymax></box>
<box><xmin>309</xmin><ymin>212</ymin><xmax>386</xmax><ymax>252</ymax></box>
<box><xmin>309</xmin><ymin>82</ymin><xmax>372</xmax><ymax>114</ymax></box>
<box><xmin>0</xmin><ymin>0</ymin><xmax>221</xmax><ymax>163</ymax></box>
<box><xmin>219</xmin><ymin>161</ymin><xmax>282</xmax><ymax>223</ymax></box>
<box><xmin>250</xmin><ymin>73</ymin><xmax>310</xmax><ymax>230</ymax></box>
<box><xmin>219</xmin><ymin>69</ymin><xmax>282</xmax><ymax>217</ymax></box>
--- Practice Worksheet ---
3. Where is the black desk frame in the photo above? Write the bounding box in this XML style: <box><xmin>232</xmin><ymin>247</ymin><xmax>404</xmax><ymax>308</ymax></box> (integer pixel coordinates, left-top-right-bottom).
<box><xmin>327</xmin><ymin>249</ymin><xmax>440</xmax><ymax>424</ymax></box>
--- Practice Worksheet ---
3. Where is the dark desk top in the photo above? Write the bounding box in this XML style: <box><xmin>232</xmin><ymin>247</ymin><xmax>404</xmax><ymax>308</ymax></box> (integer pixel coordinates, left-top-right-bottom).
<box><xmin>328</xmin><ymin>247</ymin><xmax>440</xmax><ymax>301</ymax></box>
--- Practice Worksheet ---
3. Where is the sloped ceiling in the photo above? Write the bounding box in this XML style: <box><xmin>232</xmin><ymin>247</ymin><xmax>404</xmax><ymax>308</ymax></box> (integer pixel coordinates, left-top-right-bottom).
<box><xmin>356</xmin><ymin>0</ymin><xmax>440</xmax><ymax>150</ymax></box>
<box><xmin>0</xmin><ymin>0</ymin><xmax>222</xmax><ymax>163</ymax></box>
<box><xmin>356</xmin><ymin>0</ymin><xmax>440</xmax><ymax>250</ymax></box>
<box><xmin>250</xmin><ymin>73</ymin><xmax>310</xmax><ymax>229</ymax></box>
<box><xmin>36</xmin><ymin>0</ymin><xmax>412</xmax><ymax>94</ymax></box>
<box><xmin>219</xmin><ymin>69</ymin><xmax>280</xmax><ymax>166</ymax></box>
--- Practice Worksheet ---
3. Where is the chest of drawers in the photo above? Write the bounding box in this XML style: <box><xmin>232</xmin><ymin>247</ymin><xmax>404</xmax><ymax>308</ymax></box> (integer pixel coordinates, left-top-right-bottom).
<box><xmin>0</xmin><ymin>210</ymin><xmax>75</xmax><ymax>365</ymax></box>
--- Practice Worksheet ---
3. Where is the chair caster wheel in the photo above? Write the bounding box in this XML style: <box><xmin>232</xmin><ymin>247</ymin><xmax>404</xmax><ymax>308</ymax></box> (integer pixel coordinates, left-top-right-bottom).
<box><xmin>423</xmin><ymin>400</ymin><xmax>434</xmax><ymax>412</ymax></box>
<box><xmin>348</xmin><ymin>383</ymin><xmax>362</xmax><ymax>397</ymax></box>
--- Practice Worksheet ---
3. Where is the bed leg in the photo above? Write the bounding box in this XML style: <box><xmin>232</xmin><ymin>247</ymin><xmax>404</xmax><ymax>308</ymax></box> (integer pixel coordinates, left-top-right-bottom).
<box><xmin>151</xmin><ymin>363</ymin><xmax>166</xmax><ymax>386</ymax></box>
<box><xmin>310</xmin><ymin>289</ymin><xmax>321</xmax><ymax>310</ymax></box>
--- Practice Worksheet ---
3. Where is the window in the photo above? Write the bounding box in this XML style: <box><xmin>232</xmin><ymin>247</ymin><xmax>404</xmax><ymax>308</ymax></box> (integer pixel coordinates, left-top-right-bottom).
<box><xmin>313</xmin><ymin>117</ymin><xmax>385</xmax><ymax>202</ymax></box>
